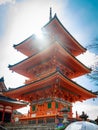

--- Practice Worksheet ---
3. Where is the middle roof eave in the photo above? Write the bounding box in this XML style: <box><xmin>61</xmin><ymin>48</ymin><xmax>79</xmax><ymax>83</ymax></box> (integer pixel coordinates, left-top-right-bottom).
<box><xmin>9</xmin><ymin>42</ymin><xmax>90</xmax><ymax>74</ymax></box>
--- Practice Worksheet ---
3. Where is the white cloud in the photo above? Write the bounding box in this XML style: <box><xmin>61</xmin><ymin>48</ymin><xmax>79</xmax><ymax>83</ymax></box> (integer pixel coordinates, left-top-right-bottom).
<box><xmin>73</xmin><ymin>101</ymin><xmax>98</xmax><ymax>120</ymax></box>
<box><xmin>77</xmin><ymin>50</ymin><xmax>98</xmax><ymax>69</ymax></box>
<box><xmin>0</xmin><ymin>0</ymin><xmax>15</xmax><ymax>5</ymax></box>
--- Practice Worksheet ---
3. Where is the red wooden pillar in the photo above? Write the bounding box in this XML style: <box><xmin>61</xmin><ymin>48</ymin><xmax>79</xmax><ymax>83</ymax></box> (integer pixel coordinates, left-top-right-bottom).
<box><xmin>2</xmin><ymin>106</ymin><xmax>5</xmax><ymax>123</ymax></box>
<box><xmin>11</xmin><ymin>107</ymin><xmax>14</xmax><ymax>123</ymax></box>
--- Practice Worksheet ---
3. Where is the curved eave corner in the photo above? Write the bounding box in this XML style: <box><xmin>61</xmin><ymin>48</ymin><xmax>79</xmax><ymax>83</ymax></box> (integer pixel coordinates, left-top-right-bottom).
<box><xmin>58</xmin><ymin>71</ymin><xmax>96</xmax><ymax>99</ymax></box>
<box><xmin>8</xmin><ymin>53</ymin><xmax>30</xmax><ymax>70</ymax></box>
<box><xmin>13</xmin><ymin>34</ymin><xmax>34</xmax><ymax>49</ymax></box>
<box><xmin>8</xmin><ymin>64</ymin><xmax>14</xmax><ymax>71</ymax></box>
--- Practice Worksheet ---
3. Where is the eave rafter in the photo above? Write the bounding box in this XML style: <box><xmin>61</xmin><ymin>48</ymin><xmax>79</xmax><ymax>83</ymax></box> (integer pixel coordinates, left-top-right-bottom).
<box><xmin>4</xmin><ymin>71</ymin><xmax>95</xmax><ymax>102</ymax></box>
<box><xmin>58</xmin><ymin>74</ymin><xmax>95</xmax><ymax>100</ymax></box>
<box><xmin>52</xmin><ymin>78</ymin><xmax>82</xmax><ymax>102</ymax></box>
<box><xmin>21</xmin><ymin>86</ymin><xmax>54</xmax><ymax>101</ymax></box>
<box><xmin>26</xmin><ymin>58</ymin><xmax>55</xmax><ymax>80</ymax></box>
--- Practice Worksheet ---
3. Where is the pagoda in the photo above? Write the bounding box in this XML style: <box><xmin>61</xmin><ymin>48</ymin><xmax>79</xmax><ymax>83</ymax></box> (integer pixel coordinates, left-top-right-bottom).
<box><xmin>4</xmin><ymin>10</ymin><xmax>96</xmax><ymax>123</ymax></box>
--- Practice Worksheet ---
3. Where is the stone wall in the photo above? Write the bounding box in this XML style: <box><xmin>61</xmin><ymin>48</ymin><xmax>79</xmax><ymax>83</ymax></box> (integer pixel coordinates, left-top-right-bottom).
<box><xmin>5</xmin><ymin>123</ymin><xmax>55</xmax><ymax>130</ymax></box>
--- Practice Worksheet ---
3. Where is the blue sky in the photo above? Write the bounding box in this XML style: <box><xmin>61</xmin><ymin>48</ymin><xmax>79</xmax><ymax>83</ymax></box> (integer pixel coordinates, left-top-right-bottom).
<box><xmin>63</xmin><ymin>0</ymin><xmax>98</xmax><ymax>44</ymax></box>
<box><xmin>0</xmin><ymin>0</ymin><xmax>98</xmax><ymax>120</ymax></box>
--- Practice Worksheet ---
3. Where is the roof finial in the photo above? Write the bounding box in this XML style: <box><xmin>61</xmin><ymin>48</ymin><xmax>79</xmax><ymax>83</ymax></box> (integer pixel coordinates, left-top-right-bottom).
<box><xmin>49</xmin><ymin>7</ymin><xmax>52</xmax><ymax>21</ymax></box>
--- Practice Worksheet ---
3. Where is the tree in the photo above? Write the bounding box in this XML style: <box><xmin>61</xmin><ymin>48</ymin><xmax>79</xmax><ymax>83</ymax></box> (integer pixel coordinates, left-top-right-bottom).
<box><xmin>86</xmin><ymin>37</ymin><xmax>98</xmax><ymax>86</ymax></box>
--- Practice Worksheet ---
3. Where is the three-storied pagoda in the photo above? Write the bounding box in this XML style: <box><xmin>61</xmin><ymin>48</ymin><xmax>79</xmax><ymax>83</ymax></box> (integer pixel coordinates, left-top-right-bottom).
<box><xmin>4</xmin><ymin>11</ymin><xmax>96</xmax><ymax>123</ymax></box>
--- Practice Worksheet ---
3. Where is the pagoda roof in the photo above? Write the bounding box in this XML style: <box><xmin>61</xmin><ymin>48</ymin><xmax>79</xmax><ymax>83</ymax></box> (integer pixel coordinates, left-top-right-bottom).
<box><xmin>4</xmin><ymin>70</ymin><xmax>96</xmax><ymax>102</ymax></box>
<box><xmin>9</xmin><ymin>42</ymin><xmax>90</xmax><ymax>79</ymax></box>
<box><xmin>0</xmin><ymin>95</ymin><xmax>28</xmax><ymax>109</ymax></box>
<box><xmin>14</xmin><ymin>14</ymin><xmax>86</xmax><ymax>57</ymax></box>
<box><xmin>0</xmin><ymin>77</ymin><xmax>7</xmax><ymax>92</ymax></box>
<box><xmin>43</xmin><ymin>14</ymin><xmax>86</xmax><ymax>54</ymax></box>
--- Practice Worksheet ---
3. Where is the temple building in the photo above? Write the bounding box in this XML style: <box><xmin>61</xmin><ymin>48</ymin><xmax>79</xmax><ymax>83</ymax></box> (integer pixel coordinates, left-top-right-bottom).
<box><xmin>4</xmin><ymin>12</ymin><xmax>96</xmax><ymax>123</ymax></box>
<box><xmin>0</xmin><ymin>77</ymin><xmax>27</xmax><ymax>123</ymax></box>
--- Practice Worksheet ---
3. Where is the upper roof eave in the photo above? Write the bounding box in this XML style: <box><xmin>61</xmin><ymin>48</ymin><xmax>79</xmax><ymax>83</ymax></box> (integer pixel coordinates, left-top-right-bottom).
<box><xmin>13</xmin><ymin>14</ymin><xmax>86</xmax><ymax>54</ymax></box>
<box><xmin>42</xmin><ymin>14</ymin><xmax>86</xmax><ymax>52</ymax></box>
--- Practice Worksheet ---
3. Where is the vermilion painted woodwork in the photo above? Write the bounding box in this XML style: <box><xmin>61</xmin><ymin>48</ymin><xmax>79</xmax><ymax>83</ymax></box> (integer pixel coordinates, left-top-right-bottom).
<box><xmin>4</xmin><ymin>14</ymin><xmax>96</xmax><ymax>121</ymax></box>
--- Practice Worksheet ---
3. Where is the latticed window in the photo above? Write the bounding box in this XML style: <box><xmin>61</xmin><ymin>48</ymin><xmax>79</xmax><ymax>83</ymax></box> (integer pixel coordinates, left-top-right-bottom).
<box><xmin>55</xmin><ymin>102</ymin><xmax>58</xmax><ymax>108</ymax></box>
<box><xmin>32</xmin><ymin>105</ymin><xmax>36</xmax><ymax>111</ymax></box>
<box><xmin>48</xmin><ymin>102</ymin><xmax>51</xmax><ymax>108</ymax></box>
